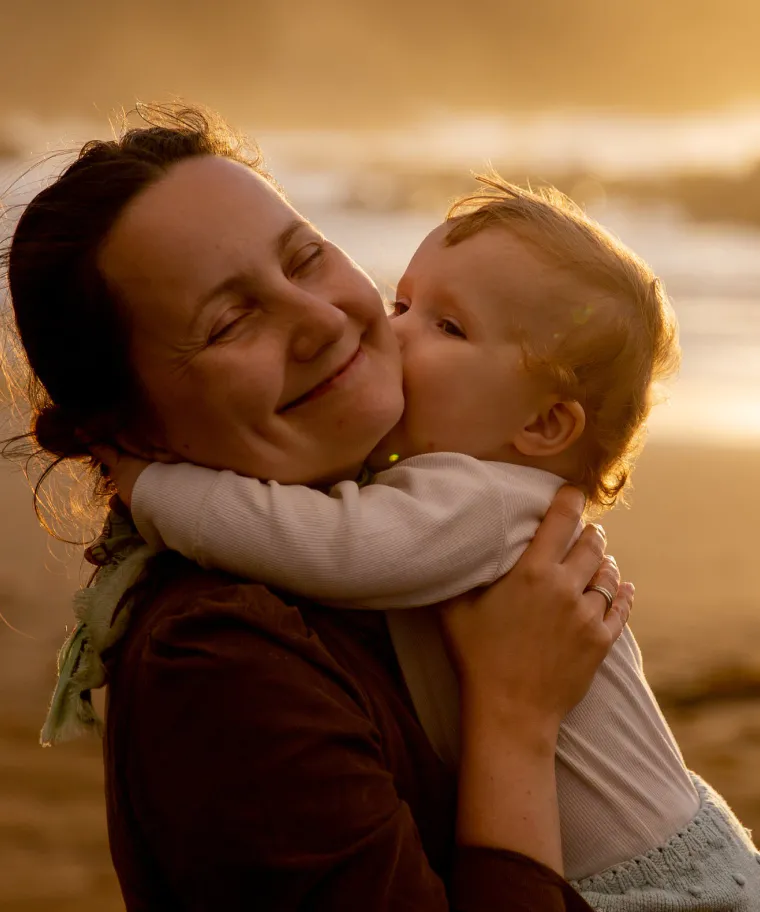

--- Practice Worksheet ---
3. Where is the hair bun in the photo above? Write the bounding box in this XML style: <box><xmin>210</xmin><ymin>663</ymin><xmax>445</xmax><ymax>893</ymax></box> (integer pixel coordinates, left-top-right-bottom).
<box><xmin>34</xmin><ymin>405</ymin><xmax>88</xmax><ymax>459</ymax></box>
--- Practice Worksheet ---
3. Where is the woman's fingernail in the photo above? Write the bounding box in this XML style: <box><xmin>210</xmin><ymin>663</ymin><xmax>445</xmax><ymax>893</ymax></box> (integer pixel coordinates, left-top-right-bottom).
<box><xmin>591</xmin><ymin>522</ymin><xmax>607</xmax><ymax>540</ymax></box>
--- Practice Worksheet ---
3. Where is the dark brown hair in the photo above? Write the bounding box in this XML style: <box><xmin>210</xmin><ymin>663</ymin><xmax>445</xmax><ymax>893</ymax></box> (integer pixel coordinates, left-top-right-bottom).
<box><xmin>1</xmin><ymin>103</ymin><xmax>272</xmax><ymax>530</ymax></box>
<box><xmin>445</xmin><ymin>174</ymin><xmax>681</xmax><ymax>510</ymax></box>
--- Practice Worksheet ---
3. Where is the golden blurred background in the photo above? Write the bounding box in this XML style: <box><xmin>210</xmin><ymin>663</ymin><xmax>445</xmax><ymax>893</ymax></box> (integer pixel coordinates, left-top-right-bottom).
<box><xmin>1</xmin><ymin>2</ymin><xmax>760</xmax><ymax>908</ymax></box>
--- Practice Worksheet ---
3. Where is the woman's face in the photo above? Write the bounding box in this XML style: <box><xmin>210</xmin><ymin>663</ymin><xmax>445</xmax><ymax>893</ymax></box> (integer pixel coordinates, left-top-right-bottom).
<box><xmin>98</xmin><ymin>156</ymin><xmax>403</xmax><ymax>485</ymax></box>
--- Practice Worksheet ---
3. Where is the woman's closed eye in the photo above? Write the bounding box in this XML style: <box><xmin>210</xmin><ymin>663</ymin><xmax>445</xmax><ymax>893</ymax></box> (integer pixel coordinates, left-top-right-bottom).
<box><xmin>290</xmin><ymin>241</ymin><xmax>325</xmax><ymax>277</ymax></box>
<box><xmin>208</xmin><ymin>308</ymin><xmax>254</xmax><ymax>344</ymax></box>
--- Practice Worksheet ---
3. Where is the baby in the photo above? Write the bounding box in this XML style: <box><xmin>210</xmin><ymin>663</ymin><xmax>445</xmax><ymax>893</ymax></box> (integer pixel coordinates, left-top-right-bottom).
<box><xmin>121</xmin><ymin>178</ymin><xmax>760</xmax><ymax>905</ymax></box>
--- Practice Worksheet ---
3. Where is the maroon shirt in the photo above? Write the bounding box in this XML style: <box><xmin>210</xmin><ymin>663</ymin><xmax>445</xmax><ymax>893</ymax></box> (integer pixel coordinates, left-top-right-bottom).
<box><xmin>103</xmin><ymin>553</ymin><xmax>594</xmax><ymax>911</ymax></box>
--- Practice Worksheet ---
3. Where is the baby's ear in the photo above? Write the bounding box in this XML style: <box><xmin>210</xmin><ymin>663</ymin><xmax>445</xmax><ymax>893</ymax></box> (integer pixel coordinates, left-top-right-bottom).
<box><xmin>514</xmin><ymin>400</ymin><xmax>585</xmax><ymax>457</ymax></box>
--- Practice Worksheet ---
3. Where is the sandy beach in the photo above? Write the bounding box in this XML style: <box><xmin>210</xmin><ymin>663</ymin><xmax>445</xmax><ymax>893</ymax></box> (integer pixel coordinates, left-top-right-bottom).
<box><xmin>0</xmin><ymin>438</ymin><xmax>759</xmax><ymax>909</ymax></box>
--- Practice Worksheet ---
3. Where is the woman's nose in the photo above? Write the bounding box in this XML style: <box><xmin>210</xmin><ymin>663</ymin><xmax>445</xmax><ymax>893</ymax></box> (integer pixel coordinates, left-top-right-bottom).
<box><xmin>289</xmin><ymin>293</ymin><xmax>349</xmax><ymax>363</ymax></box>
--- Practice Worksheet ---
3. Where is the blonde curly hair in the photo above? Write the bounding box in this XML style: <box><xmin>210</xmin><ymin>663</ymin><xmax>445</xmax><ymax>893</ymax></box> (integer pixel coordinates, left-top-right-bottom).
<box><xmin>445</xmin><ymin>174</ymin><xmax>681</xmax><ymax>510</ymax></box>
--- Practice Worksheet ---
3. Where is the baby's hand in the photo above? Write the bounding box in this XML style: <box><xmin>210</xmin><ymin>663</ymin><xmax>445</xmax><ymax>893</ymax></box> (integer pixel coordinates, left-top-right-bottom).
<box><xmin>90</xmin><ymin>445</ymin><xmax>150</xmax><ymax>509</ymax></box>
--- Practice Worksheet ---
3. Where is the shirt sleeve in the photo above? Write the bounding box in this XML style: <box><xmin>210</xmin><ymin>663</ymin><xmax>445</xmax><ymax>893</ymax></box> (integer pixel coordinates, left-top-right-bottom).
<box><xmin>131</xmin><ymin>453</ymin><xmax>550</xmax><ymax>609</ymax></box>
<box><xmin>123</xmin><ymin>587</ymin><xmax>594</xmax><ymax>912</ymax></box>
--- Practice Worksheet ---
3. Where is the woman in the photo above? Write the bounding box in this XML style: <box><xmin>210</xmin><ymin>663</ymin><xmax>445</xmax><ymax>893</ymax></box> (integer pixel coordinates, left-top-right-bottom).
<box><xmin>2</xmin><ymin>105</ymin><xmax>631</xmax><ymax>910</ymax></box>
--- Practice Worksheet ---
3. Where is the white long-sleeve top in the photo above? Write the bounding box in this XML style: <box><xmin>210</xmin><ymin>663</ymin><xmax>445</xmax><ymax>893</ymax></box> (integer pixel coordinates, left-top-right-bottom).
<box><xmin>132</xmin><ymin>452</ymin><xmax>699</xmax><ymax>880</ymax></box>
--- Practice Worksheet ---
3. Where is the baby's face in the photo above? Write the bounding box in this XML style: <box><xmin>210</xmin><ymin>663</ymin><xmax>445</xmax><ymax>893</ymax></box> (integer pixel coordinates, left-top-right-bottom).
<box><xmin>370</xmin><ymin>223</ymin><xmax>554</xmax><ymax>466</ymax></box>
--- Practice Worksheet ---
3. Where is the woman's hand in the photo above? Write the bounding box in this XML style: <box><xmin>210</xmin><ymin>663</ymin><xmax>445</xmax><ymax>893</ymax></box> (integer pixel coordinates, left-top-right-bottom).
<box><xmin>91</xmin><ymin>445</ymin><xmax>150</xmax><ymax>509</ymax></box>
<box><xmin>443</xmin><ymin>485</ymin><xmax>632</xmax><ymax>733</ymax></box>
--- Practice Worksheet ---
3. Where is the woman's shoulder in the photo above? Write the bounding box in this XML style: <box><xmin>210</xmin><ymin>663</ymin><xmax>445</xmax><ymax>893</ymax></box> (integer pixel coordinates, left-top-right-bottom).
<box><xmin>116</xmin><ymin>551</ymin><xmax>342</xmax><ymax>676</ymax></box>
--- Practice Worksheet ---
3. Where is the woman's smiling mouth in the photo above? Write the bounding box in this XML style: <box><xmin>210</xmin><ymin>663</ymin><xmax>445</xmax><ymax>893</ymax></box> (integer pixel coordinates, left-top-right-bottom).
<box><xmin>279</xmin><ymin>347</ymin><xmax>364</xmax><ymax>412</ymax></box>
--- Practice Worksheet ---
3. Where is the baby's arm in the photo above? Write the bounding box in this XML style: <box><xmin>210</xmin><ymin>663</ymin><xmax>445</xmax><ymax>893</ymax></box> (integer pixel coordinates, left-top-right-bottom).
<box><xmin>132</xmin><ymin>454</ymin><xmax>558</xmax><ymax>609</ymax></box>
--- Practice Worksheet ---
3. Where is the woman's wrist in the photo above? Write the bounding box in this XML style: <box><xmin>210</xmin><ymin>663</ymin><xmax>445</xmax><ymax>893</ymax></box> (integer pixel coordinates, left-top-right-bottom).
<box><xmin>459</xmin><ymin>683</ymin><xmax>560</xmax><ymax>758</ymax></box>
<box><xmin>455</xmin><ymin>682</ymin><xmax>566</xmax><ymax>872</ymax></box>
<box><xmin>456</xmin><ymin>699</ymin><xmax>564</xmax><ymax>872</ymax></box>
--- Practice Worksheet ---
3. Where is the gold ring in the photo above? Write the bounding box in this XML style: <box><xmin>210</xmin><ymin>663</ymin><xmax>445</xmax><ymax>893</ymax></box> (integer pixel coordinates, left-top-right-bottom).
<box><xmin>585</xmin><ymin>584</ymin><xmax>614</xmax><ymax>612</ymax></box>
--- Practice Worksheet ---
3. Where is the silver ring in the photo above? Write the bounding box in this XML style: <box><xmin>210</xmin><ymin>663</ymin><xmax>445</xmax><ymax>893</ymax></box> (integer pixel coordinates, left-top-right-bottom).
<box><xmin>585</xmin><ymin>584</ymin><xmax>614</xmax><ymax>612</ymax></box>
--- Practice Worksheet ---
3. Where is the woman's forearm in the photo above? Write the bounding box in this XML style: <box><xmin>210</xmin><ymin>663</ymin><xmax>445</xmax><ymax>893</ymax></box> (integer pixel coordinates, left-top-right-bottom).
<box><xmin>456</xmin><ymin>694</ymin><xmax>564</xmax><ymax>875</ymax></box>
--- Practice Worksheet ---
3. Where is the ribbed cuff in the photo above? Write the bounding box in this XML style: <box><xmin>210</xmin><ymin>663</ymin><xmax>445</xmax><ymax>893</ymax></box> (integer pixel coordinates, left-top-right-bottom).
<box><xmin>132</xmin><ymin>462</ymin><xmax>219</xmax><ymax>558</ymax></box>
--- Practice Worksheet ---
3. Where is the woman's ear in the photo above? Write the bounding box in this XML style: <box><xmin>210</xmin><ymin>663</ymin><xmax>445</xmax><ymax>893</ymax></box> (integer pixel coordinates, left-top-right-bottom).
<box><xmin>78</xmin><ymin>413</ymin><xmax>174</xmax><ymax>464</ymax></box>
<box><xmin>112</xmin><ymin>430</ymin><xmax>173</xmax><ymax>464</ymax></box>
<box><xmin>514</xmin><ymin>400</ymin><xmax>586</xmax><ymax>458</ymax></box>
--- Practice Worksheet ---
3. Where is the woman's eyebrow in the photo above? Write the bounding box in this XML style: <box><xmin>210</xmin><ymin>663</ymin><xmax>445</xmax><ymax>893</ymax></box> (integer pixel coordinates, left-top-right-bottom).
<box><xmin>190</xmin><ymin>219</ymin><xmax>309</xmax><ymax>333</ymax></box>
<box><xmin>276</xmin><ymin>219</ymin><xmax>310</xmax><ymax>257</ymax></box>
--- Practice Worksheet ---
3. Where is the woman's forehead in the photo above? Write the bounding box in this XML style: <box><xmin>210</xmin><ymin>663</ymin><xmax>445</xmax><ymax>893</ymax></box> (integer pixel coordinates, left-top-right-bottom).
<box><xmin>98</xmin><ymin>157</ymin><xmax>296</xmax><ymax>319</ymax></box>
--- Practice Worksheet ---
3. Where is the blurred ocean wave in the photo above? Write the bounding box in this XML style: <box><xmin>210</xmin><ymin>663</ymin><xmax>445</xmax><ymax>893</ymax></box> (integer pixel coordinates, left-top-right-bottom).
<box><xmin>255</xmin><ymin>106</ymin><xmax>760</xmax><ymax>177</ymax></box>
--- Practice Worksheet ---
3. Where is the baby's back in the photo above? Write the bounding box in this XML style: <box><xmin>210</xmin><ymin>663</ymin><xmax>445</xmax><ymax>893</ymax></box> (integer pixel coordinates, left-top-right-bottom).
<box><xmin>556</xmin><ymin>625</ymin><xmax>698</xmax><ymax>879</ymax></box>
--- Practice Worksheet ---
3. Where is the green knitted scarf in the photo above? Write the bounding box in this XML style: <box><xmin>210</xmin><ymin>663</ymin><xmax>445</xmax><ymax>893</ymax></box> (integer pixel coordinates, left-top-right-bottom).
<box><xmin>40</xmin><ymin>502</ymin><xmax>153</xmax><ymax>746</ymax></box>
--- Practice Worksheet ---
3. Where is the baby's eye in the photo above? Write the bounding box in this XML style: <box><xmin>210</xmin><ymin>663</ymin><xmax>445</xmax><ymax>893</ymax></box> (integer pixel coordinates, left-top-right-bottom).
<box><xmin>390</xmin><ymin>300</ymin><xmax>410</xmax><ymax>318</ymax></box>
<box><xmin>439</xmin><ymin>319</ymin><xmax>466</xmax><ymax>339</ymax></box>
